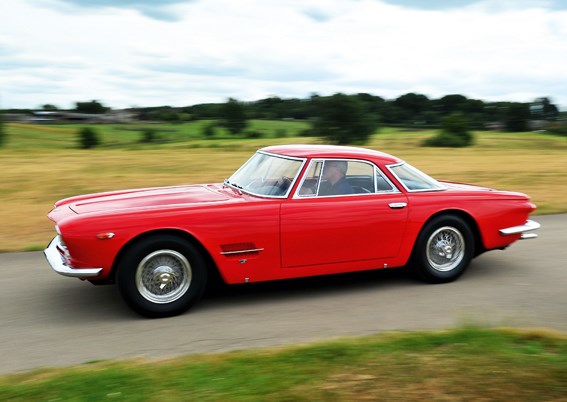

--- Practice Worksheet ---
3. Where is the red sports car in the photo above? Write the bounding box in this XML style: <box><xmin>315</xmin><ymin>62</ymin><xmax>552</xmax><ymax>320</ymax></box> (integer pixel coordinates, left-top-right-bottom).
<box><xmin>44</xmin><ymin>145</ymin><xmax>539</xmax><ymax>317</ymax></box>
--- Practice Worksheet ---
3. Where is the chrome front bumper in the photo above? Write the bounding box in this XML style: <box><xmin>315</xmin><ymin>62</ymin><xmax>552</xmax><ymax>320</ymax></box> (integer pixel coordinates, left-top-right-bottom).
<box><xmin>44</xmin><ymin>236</ymin><xmax>103</xmax><ymax>278</ymax></box>
<box><xmin>499</xmin><ymin>219</ymin><xmax>541</xmax><ymax>240</ymax></box>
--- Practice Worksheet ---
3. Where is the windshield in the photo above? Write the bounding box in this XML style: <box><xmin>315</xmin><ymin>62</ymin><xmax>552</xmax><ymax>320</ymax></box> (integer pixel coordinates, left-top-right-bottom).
<box><xmin>388</xmin><ymin>163</ymin><xmax>446</xmax><ymax>192</ymax></box>
<box><xmin>226</xmin><ymin>152</ymin><xmax>304</xmax><ymax>197</ymax></box>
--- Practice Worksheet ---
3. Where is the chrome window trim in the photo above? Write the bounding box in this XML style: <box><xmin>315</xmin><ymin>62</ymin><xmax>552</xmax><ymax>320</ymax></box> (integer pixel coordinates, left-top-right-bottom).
<box><xmin>374</xmin><ymin>166</ymin><xmax>399</xmax><ymax>194</ymax></box>
<box><xmin>226</xmin><ymin>151</ymin><xmax>306</xmax><ymax>199</ymax></box>
<box><xmin>293</xmin><ymin>158</ymin><xmax>400</xmax><ymax>199</ymax></box>
<box><xmin>386</xmin><ymin>162</ymin><xmax>447</xmax><ymax>193</ymax></box>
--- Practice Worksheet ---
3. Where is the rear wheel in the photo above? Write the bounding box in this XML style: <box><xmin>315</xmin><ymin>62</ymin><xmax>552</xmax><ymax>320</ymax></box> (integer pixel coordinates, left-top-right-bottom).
<box><xmin>412</xmin><ymin>215</ymin><xmax>474</xmax><ymax>283</ymax></box>
<box><xmin>117</xmin><ymin>235</ymin><xmax>207</xmax><ymax>318</ymax></box>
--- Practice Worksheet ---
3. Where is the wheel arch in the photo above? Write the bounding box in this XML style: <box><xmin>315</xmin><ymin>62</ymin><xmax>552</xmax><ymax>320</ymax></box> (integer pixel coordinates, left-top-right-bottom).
<box><xmin>109</xmin><ymin>229</ymin><xmax>223</xmax><ymax>285</ymax></box>
<box><xmin>418</xmin><ymin>209</ymin><xmax>485</xmax><ymax>257</ymax></box>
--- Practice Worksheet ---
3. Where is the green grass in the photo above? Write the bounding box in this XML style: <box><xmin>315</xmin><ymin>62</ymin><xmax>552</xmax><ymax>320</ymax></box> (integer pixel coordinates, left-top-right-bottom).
<box><xmin>4</xmin><ymin>120</ymin><xmax>310</xmax><ymax>150</ymax></box>
<box><xmin>1</xmin><ymin>327</ymin><xmax>566</xmax><ymax>401</ymax></box>
<box><xmin>1</xmin><ymin>122</ymin><xmax>566</xmax><ymax>251</ymax></box>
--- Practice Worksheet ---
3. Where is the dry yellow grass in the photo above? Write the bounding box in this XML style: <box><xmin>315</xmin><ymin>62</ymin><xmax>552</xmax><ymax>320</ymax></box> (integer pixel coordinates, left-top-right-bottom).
<box><xmin>1</xmin><ymin>130</ymin><xmax>565</xmax><ymax>252</ymax></box>
<box><xmin>0</xmin><ymin>149</ymin><xmax>250</xmax><ymax>251</ymax></box>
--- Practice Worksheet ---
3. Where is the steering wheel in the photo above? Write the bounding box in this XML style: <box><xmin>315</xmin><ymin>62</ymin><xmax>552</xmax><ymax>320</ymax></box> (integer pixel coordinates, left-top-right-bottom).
<box><xmin>276</xmin><ymin>176</ymin><xmax>292</xmax><ymax>193</ymax></box>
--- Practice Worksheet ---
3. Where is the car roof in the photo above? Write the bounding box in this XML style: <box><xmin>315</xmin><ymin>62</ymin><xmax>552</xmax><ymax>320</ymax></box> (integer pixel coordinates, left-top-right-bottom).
<box><xmin>260</xmin><ymin>144</ymin><xmax>402</xmax><ymax>164</ymax></box>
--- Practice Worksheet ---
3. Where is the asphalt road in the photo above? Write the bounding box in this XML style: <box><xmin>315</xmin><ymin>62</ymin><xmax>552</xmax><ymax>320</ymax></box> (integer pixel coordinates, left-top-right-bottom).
<box><xmin>1</xmin><ymin>214</ymin><xmax>565</xmax><ymax>374</ymax></box>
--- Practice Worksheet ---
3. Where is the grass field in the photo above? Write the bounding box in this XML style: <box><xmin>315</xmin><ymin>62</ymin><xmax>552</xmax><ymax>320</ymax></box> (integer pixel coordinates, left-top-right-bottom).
<box><xmin>1</xmin><ymin>327</ymin><xmax>566</xmax><ymax>401</ymax></box>
<box><xmin>1</xmin><ymin>122</ymin><xmax>566</xmax><ymax>252</ymax></box>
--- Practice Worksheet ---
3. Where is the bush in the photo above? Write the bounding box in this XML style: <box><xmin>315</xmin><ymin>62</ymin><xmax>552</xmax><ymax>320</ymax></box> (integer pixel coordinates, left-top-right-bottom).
<box><xmin>202</xmin><ymin>123</ymin><xmax>217</xmax><ymax>138</ymax></box>
<box><xmin>299</xmin><ymin>127</ymin><xmax>315</xmax><ymax>137</ymax></box>
<box><xmin>78</xmin><ymin>127</ymin><xmax>100</xmax><ymax>149</ymax></box>
<box><xmin>140</xmin><ymin>129</ymin><xmax>157</xmax><ymax>143</ymax></box>
<box><xmin>423</xmin><ymin>114</ymin><xmax>473</xmax><ymax>147</ymax></box>
<box><xmin>244</xmin><ymin>130</ymin><xmax>263</xmax><ymax>139</ymax></box>
<box><xmin>0</xmin><ymin>113</ymin><xmax>5</xmax><ymax>148</ymax></box>
<box><xmin>548</xmin><ymin>125</ymin><xmax>567</xmax><ymax>137</ymax></box>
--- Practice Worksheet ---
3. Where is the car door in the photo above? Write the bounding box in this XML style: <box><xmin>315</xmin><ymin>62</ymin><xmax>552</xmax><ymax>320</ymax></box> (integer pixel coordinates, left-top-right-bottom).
<box><xmin>280</xmin><ymin>159</ymin><xmax>408</xmax><ymax>268</ymax></box>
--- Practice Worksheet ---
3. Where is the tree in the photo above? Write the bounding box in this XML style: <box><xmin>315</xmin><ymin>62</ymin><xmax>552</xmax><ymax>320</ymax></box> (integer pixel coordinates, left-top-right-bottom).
<box><xmin>435</xmin><ymin>94</ymin><xmax>469</xmax><ymax>116</ymax></box>
<box><xmin>531</xmin><ymin>97</ymin><xmax>559</xmax><ymax>121</ymax></box>
<box><xmin>505</xmin><ymin>103</ymin><xmax>530</xmax><ymax>132</ymax></box>
<box><xmin>424</xmin><ymin>113</ymin><xmax>473</xmax><ymax>147</ymax></box>
<box><xmin>75</xmin><ymin>100</ymin><xmax>109</xmax><ymax>114</ymax></box>
<box><xmin>78</xmin><ymin>127</ymin><xmax>100</xmax><ymax>149</ymax></box>
<box><xmin>312</xmin><ymin>93</ymin><xmax>378</xmax><ymax>145</ymax></box>
<box><xmin>252</xmin><ymin>96</ymin><xmax>284</xmax><ymax>119</ymax></box>
<box><xmin>394</xmin><ymin>93</ymin><xmax>430</xmax><ymax>118</ymax></box>
<box><xmin>222</xmin><ymin>98</ymin><xmax>248</xmax><ymax>135</ymax></box>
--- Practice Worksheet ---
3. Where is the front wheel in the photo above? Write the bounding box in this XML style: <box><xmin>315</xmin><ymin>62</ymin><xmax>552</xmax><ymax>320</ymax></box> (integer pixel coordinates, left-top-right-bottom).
<box><xmin>116</xmin><ymin>235</ymin><xmax>207</xmax><ymax>318</ymax></box>
<box><xmin>412</xmin><ymin>215</ymin><xmax>474</xmax><ymax>283</ymax></box>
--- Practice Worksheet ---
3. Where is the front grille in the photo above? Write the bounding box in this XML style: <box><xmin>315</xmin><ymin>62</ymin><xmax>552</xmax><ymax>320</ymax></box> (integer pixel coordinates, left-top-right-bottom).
<box><xmin>55</xmin><ymin>238</ymin><xmax>71</xmax><ymax>265</ymax></box>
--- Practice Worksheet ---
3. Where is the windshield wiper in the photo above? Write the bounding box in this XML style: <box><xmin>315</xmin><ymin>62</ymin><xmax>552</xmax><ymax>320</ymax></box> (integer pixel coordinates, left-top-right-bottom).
<box><xmin>224</xmin><ymin>179</ymin><xmax>243</xmax><ymax>194</ymax></box>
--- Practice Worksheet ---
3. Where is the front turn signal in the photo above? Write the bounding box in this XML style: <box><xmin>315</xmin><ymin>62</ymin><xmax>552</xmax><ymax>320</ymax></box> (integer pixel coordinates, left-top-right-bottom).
<box><xmin>96</xmin><ymin>232</ymin><xmax>115</xmax><ymax>240</ymax></box>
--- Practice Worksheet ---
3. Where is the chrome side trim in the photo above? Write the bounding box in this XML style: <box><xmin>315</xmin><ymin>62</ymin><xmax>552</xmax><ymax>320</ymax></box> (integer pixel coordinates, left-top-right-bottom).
<box><xmin>220</xmin><ymin>248</ymin><xmax>265</xmax><ymax>256</ymax></box>
<box><xmin>44</xmin><ymin>236</ymin><xmax>103</xmax><ymax>278</ymax></box>
<box><xmin>499</xmin><ymin>220</ymin><xmax>540</xmax><ymax>239</ymax></box>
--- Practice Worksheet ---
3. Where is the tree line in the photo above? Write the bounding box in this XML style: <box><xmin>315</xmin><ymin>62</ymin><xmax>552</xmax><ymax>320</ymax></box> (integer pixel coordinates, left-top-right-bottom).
<box><xmin>1</xmin><ymin>93</ymin><xmax>564</xmax><ymax>148</ymax></box>
<box><xmin>21</xmin><ymin>92</ymin><xmax>561</xmax><ymax>132</ymax></box>
<box><xmin>136</xmin><ymin>93</ymin><xmax>560</xmax><ymax>132</ymax></box>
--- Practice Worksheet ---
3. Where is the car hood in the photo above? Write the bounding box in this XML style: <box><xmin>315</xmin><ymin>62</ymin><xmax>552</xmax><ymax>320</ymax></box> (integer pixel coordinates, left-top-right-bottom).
<box><xmin>442</xmin><ymin>182</ymin><xmax>494</xmax><ymax>192</ymax></box>
<box><xmin>440</xmin><ymin>181</ymin><xmax>529</xmax><ymax>199</ymax></box>
<box><xmin>65</xmin><ymin>184</ymin><xmax>233</xmax><ymax>215</ymax></box>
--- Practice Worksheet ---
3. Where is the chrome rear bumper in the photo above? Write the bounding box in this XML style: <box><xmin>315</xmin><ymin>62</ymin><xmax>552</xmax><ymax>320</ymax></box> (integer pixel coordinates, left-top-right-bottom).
<box><xmin>499</xmin><ymin>220</ymin><xmax>540</xmax><ymax>239</ymax></box>
<box><xmin>44</xmin><ymin>236</ymin><xmax>103</xmax><ymax>278</ymax></box>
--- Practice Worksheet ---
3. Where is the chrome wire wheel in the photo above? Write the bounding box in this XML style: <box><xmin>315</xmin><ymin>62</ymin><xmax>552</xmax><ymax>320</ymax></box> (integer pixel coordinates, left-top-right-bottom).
<box><xmin>135</xmin><ymin>249</ymin><xmax>192</xmax><ymax>304</ymax></box>
<box><xmin>425</xmin><ymin>226</ymin><xmax>465</xmax><ymax>272</ymax></box>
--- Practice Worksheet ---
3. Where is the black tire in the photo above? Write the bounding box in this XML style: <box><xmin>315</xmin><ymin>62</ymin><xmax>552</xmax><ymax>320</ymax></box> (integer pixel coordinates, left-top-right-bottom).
<box><xmin>116</xmin><ymin>234</ymin><xmax>207</xmax><ymax>318</ymax></box>
<box><xmin>411</xmin><ymin>215</ymin><xmax>474</xmax><ymax>283</ymax></box>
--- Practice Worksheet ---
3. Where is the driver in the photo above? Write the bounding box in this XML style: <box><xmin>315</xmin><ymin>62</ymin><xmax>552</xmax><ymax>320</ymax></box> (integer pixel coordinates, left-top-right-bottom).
<box><xmin>318</xmin><ymin>160</ymin><xmax>353</xmax><ymax>196</ymax></box>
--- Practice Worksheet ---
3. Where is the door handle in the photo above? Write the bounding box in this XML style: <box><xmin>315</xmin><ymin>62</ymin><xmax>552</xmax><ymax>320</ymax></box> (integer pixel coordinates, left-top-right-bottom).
<box><xmin>389</xmin><ymin>202</ymin><xmax>407</xmax><ymax>209</ymax></box>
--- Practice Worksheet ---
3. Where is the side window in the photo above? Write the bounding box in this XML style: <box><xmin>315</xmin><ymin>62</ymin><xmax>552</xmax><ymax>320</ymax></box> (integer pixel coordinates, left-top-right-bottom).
<box><xmin>342</xmin><ymin>161</ymin><xmax>374</xmax><ymax>194</ymax></box>
<box><xmin>375</xmin><ymin>168</ymin><xmax>395</xmax><ymax>192</ymax></box>
<box><xmin>298</xmin><ymin>159</ymin><xmax>382</xmax><ymax>197</ymax></box>
<box><xmin>297</xmin><ymin>161</ymin><xmax>323</xmax><ymax>197</ymax></box>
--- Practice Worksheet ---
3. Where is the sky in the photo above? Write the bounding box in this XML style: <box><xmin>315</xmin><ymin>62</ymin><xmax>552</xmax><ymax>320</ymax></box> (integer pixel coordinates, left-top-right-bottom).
<box><xmin>1</xmin><ymin>0</ymin><xmax>567</xmax><ymax>110</ymax></box>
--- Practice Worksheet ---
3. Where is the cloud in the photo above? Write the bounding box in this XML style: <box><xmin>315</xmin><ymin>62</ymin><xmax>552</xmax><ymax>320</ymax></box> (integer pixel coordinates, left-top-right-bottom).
<box><xmin>302</xmin><ymin>8</ymin><xmax>334</xmax><ymax>23</ymax></box>
<box><xmin>1</xmin><ymin>0</ymin><xmax>566</xmax><ymax>109</ymax></box>
<box><xmin>381</xmin><ymin>0</ymin><xmax>567</xmax><ymax>11</ymax></box>
<box><xmin>381</xmin><ymin>0</ymin><xmax>479</xmax><ymax>10</ymax></box>
<box><xmin>45</xmin><ymin>0</ymin><xmax>192</xmax><ymax>21</ymax></box>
